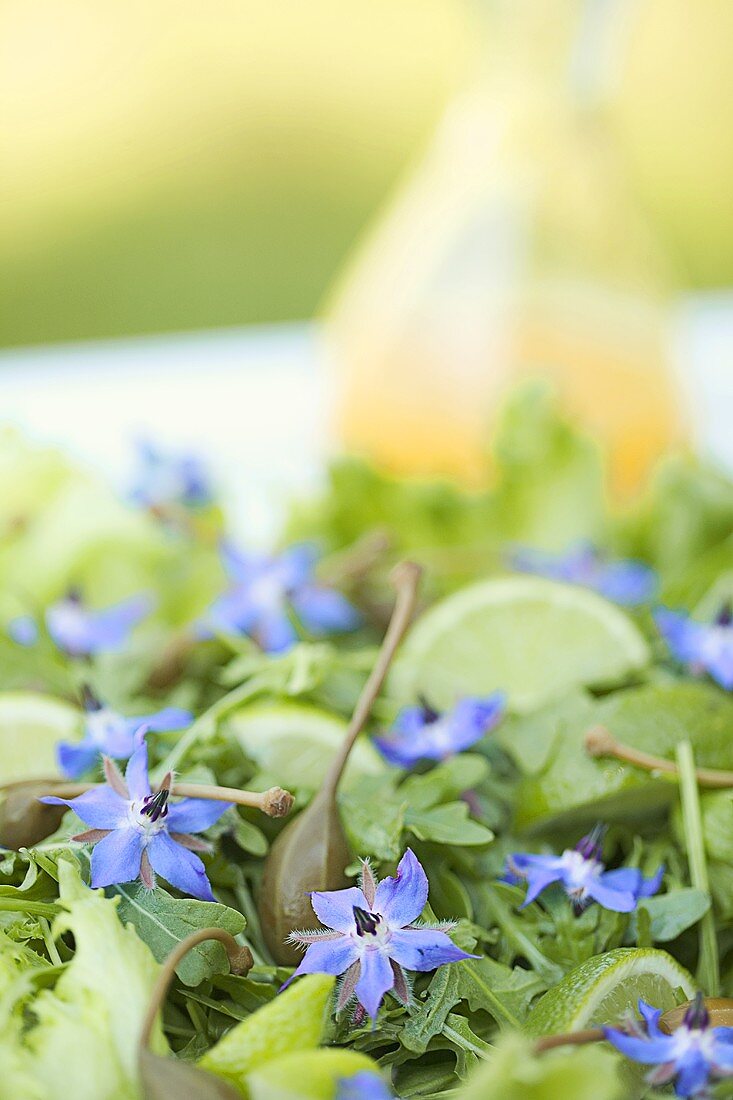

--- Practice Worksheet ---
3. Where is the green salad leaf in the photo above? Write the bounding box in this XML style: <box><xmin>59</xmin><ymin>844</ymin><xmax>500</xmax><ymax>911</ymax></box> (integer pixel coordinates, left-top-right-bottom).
<box><xmin>3</xmin><ymin>387</ymin><xmax>733</xmax><ymax>1100</ymax></box>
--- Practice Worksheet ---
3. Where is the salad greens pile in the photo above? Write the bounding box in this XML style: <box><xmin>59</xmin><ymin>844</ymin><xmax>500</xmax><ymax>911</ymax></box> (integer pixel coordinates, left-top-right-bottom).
<box><xmin>2</xmin><ymin>383</ymin><xmax>733</xmax><ymax>1100</ymax></box>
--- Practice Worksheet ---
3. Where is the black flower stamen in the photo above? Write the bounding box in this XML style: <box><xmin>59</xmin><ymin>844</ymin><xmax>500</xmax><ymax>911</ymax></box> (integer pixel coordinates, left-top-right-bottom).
<box><xmin>575</xmin><ymin>823</ymin><xmax>607</xmax><ymax>862</ymax></box>
<box><xmin>417</xmin><ymin>694</ymin><xmax>441</xmax><ymax>725</ymax></box>
<box><xmin>353</xmin><ymin>905</ymin><xmax>380</xmax><ymax>936</ymax></box>
<box><xmin>81</xmin><ymin>684</ymin><xmax>102</xmax><ymax>712</ymax></box>
<box><xmin>716</xmin><ymin>601</ymin><xmax>733</xmax><ymax>628</ymax></box>
<box><xmin>683</xmin><ymin>992</ymin><xmax>710</xmax><ymax>1031</ymax></box>
<box><xmin>141</xmin><ymin>788</ymin><xmax>170</xmax><ymax>822</ymax></box>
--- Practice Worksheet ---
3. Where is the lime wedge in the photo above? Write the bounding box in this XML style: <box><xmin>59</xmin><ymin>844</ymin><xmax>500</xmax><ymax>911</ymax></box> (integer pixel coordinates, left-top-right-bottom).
<box><xmin>524</xmin><ymin>948</ymin><xmax>696</xmax><ymax>1037</ymax></box>
<box><xmin>0</xmin><ymin>692</ymin><xmax>80</xmax><ymax>784</ymax></box>
<box><xmin>389</xmin><ymin>577</ymin><xmax>649</xmax><ymax>713</ymax></box>
<box><xmin>225</xmin><ymin>702</ymin><xmax>384</xmax><ymax>792</ymax></box>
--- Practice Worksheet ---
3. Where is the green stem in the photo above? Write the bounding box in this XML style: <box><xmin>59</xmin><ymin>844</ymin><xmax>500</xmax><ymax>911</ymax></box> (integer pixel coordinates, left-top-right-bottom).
<box><xmin>154</xmin><ymin>674</ymin><xmax>271</xmax><ymax>778</ymax></box>
<box><xmin>40</xmin><ymin>917</ymin><xmax>63</xmax><ymax>965</ymax></box>
<box><xmin>676</xmin><ymin>740</ymin><xmax>720</xmax><ymax>996</ymax></box>
<box><xmin>0</xmin><ymin>898</ymin><xmax>59</xmax><ymax>917</ymax></box>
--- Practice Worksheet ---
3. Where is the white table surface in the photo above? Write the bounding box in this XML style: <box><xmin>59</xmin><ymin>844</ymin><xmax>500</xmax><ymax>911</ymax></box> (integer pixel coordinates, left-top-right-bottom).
<box><xmin>0</xmin><ymin>322</ymin><xmax>328</xmax><ymax>543</ymax></box>
<box><xmin>0</xmin><ymin>297</ymin><xmax>731</xmax><ymax>542</ymax></box>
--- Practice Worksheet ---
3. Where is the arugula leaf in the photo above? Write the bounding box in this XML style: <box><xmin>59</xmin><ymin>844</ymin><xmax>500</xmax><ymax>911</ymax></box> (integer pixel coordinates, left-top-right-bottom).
<box><xmin>339</xmin><ymin>775</ymin><xmax>405</xmax><ymax>862</ymax></box>
<box><xmin>629</xmin><ymin>889</ymin><xmax>710</xmax><ymax>943</ymax></box>
<box><xmin>111</xmin><ymin>883</ymin><xmax>246</xmax><ymax>986</ymax></box>
<box><xmin>402</xmin><ymin>967</ymin><xmax>464</xmax><ymax>1054</ymax></box>
<box><xmin>513</xmin><ymin>682</ymin><xmax>733</xmax><ymax>830</ymax></box>
<box><xmin>405</xmin><ymin>802</ymin><xmax>494</xmax><ymax>847</ymax></box>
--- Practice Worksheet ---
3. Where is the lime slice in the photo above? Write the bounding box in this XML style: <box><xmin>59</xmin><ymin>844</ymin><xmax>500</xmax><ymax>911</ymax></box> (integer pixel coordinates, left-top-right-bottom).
<box><xmin>225</xmin><ymin>702</ymin><xmax>385</xmax><ymax>792</ymax></box>
<box><xmin>524</xmin><ymin>948</ymin><xmax>696</xmax><ymax>1037</ymax></box>
<box><xmin>0</xmin><ymin>692</ymin><xmax>80</xmax><ymax>784</ymax></box>
<box><xmin>389</xmin><ymin>577</ymin><xmax>649</xmax><ymax>713</ymax></box>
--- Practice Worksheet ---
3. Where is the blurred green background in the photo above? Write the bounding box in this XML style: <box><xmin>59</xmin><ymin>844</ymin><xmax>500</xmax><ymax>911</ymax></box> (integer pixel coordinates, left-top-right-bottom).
<box><xmin>3</xmin><ymin>0</ymin><xmax>733</xmax><ymax>355</ymax></box>
<box><xmin>0</xmin><ymin>0</ymin><xmax>479</xmax><ymax>347</ymax></box>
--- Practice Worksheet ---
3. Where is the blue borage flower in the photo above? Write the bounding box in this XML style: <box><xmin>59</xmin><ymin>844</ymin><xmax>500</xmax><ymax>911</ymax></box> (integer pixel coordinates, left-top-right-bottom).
<box><xmin>655</xmin><ymin>603</ymin><xmax>733</xmax><ymax>690</ymax></box>
<box><xmin>130</xmin><ymin>438</ymin><xmax>213</xmax><ymax>512</ymax></box>
<box><xmin>336</xmin><ymin>1072</ymin><xmax>395</xmax><ymax>1100</ymax></box>
<box><xmin>605</xmin><ymin>994</ymin><xmax>733</xmax><ymax>1098</ymax></box>
<box><xmin>41</xmin><ymin>735</ymin><xmax>230</xmax><ymax>901</ymax></box>
<box><xmin>8</xmin><ymin>614</ymin><xmax>39</xmax><ymax>647</ymax></box>
<box><xmin>56</xmin><ymin>686</ymin><xmax>193</xmax><ymax>779</ymax></box>
<box><xmin>511</xmin><ymin>540</ymin><xmax>657</xmax><ymax>606</ymax></box>
<box><xmin>285</xmin><ymin>849</ymin><xmax>476</xmax><ymax>1020</ymax></box>
<box><xmin>504</xmin><ymin>827</ymin><xmax>663</xmax><ymax>913</ymax></box>
<box><xmin>48</xmin><ymin>588</ymin><xmax>152</xmax><ymax>658</ymax></box>
<box><xmin>200</xmin><ymin>542</ymin><xmax>361</xmax><ymax>654</ymax></box>
<box><xmin>373</xmin><ymin>694</ymin><xmax>505</xmax><ymax>768</ymax></box>
<box><xmin>10</xmin><ymin>589</ymin><xmax>152</xmax><ymax>658</ymax></box>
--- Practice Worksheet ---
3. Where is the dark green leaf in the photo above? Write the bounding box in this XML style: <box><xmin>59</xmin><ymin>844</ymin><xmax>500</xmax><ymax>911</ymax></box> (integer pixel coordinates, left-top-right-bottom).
<box><xmin>630</xmin><ymin>888</ymin><xmax>710</xmax><ymax>943</ymax></box>
<box><xmin>111</xmin><ymin>884</ymin><xmax>246</xmax><ymax>986</ymax></box>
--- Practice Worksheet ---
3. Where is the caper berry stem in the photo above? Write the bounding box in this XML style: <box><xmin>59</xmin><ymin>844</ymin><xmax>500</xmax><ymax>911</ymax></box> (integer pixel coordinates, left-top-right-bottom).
<box><xmin>321</xmin><ymin>560</ymin><xmax>422</xmax><ymax>798</ymax></box>
<box><xmin>139</xmin><ymin>928</ymin><xmax>253</xmax><ymax>1053</ymax></box>
<box><xmin>585</xmin><ymin>726</ymin><xmax>733</xmax><ymax>788</ymax></box>
<box><xmin>19</xmin><ymin>778</ymin><xmax>294</xmax><ymax>818</ymax></box>
<box><xmin>533</xmin><ymin>1029</ymin><xmax>606</xmax><ymax>1054</ymax></box>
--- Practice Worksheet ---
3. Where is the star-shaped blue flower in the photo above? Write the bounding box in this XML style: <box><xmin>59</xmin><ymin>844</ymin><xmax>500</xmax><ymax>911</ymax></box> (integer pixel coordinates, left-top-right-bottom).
<box><xmin>57</xmin><ymin>686</ymin><xmax>193</xmax><ymax>779</ymax></box>
<box><xmin>605</xmin><ymin>995</ymin><xmax>733</xmax><ymax>1097</ymax></box>
<box><xmin>373</xmin><ymin>695</ymin><xmax>505</xmax><ymax>769</ymax></box>
<box><xmin>45</xmin><ymin>589</ymin><xmax>152</xmax><ymax>658</ymax></box>
<box><xmin>336</xmin><ymin>1072</ymin><xmax>394</xmax><ymax>1100</ymax></box>
<box><xmin>201</xmin><ymin>542</ymin><xmax>361</xmax><ymax>653</ymax></box>
<box><xmin>130</xmin><ymin>438</ymin><xmax>213</xmax><ymax>512</ymax></box>
<box><xmin>511</xmin><ymin>541</ymin><xmax>657</xmax><ymax>606</ymax></box>
<box><xmin>285</xmin><ymin>849</ymin><xmax>476</xmax><ymax>1020</ymax></box>
<box><xmin>504</xmin><ymin>827</ymin><xmax>663</xmax><ymax>913</ymax></box>
<box><xmin>655</xmin><ymin>603</ymin><xmax>733</xmax><ymax>690</ymax></box>
<box><xmin>41</xmin><ymin>737</ymin><xmax>230</xmax><ymax>901</ymax></box>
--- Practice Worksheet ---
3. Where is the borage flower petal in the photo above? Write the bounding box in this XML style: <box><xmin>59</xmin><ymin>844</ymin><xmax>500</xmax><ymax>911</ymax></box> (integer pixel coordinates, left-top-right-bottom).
<box><xmin>57</xmin><ymin>689</ymin><xmax>192</xmax><ymax>779</ymax></box>
<box><xmin>373</xmin><ymin>849</ymin><xmax>428</xmax><ymax>927</ymax></box>
<box><xmin>199</xmin><ymin>541</ymin><xmax>360</xmax><ymax>654</ymax></box>
<box><xmin>131</xmin><ymin>438</ymin><xmax>213</xmax><ymax>511</ymax></box>
<box><xmin>655</xmin><ymin>604</ymin><xmax>733</xmax><ymax>691</ymax></box>
<box><xmin>41</xmin><ymin>737</ymin><xmax>230</xmax><ymax>901</ymax></box>
<box><xmin>287</xmin><ymin>848</ymin><xmax>475</xmax><ymax>1020</ymax></box>
<box><xmin>605</xmin><ymin>995</ymin><xmax>733</xmax><ymax>1098</ymax></box>
<box><xmin>374</xmin><ymin>694</ymin><xmax>504</xmax><ymax>769</ymax></box>
<box><xmin>46</xmin><ymin>590</ymin><xmax>152</xmax><ymax>658</ymax></box>
<box><xmin>511</xmin><ymin>540</ymin><xmax>657</xmax><ymax>607</ymax></box>
<box><xmin>504</xmin><ymin>828</ymin><xmax>662</xmax><ymax>913</ymax></box>
<box><xmin>336</xmin><ymin>1072</ymin><xmax>394</xmax><ymax>1100</ymax></box>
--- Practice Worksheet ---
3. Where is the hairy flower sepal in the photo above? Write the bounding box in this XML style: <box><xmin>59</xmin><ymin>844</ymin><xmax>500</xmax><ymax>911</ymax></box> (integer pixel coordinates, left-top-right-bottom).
<box><xmin>285</xmin><ymin>849</ymin><xmax>477</xmax><ymax>1020</ymax></box>
<box><xmin>41</xmin><ymin>737</ymin><xmax>231</xmax><ymax>901</ymax></box>
<box><xmin>504</xmin><ymin>827</ymin><xmax>663</xmax><ymax>913</ymax></box>
<box><xmin>605</xmin><ymin>994</ymin><xmax>733</xmax><ymax>1097</ymax></box>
